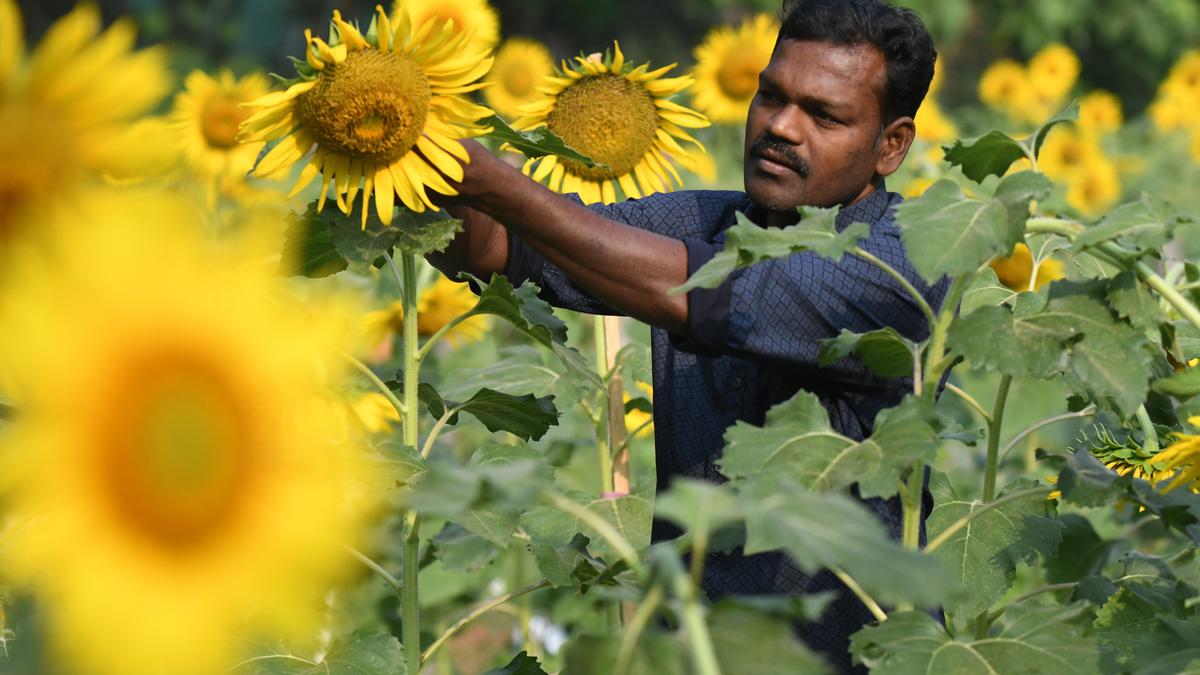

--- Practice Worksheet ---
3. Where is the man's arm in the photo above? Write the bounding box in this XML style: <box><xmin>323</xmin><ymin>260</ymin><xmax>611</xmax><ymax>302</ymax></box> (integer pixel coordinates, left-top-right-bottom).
<box><xmin>433</xmin><ymin>141</ymin><xmax>690</xmax><ymax>334</ymax></box>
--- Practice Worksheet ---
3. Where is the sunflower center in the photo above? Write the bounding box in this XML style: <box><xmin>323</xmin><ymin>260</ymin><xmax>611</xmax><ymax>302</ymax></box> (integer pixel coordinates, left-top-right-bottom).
<box><xmin>294</xmin><ymin>49</ymin><xmax>431</xmax><ymax>165</ymax></box>
<box><xmin>99</xmin><ymin>351</ymin><xmax>256</xmax><ymax>553</ymax></box>
<box><xmin>547</xmin><ymin>74</ymin><xmax>658</xmax><ymax>180</ymax></box>
<box><xmin>201</xmin><ymin>95</ymin><xmax>248</xmax><ymax>149</ymax></box>
<box><xmin>716</xmin><ymin>46</ymin><xmax>765</xmax><ymax>100</ymax></box>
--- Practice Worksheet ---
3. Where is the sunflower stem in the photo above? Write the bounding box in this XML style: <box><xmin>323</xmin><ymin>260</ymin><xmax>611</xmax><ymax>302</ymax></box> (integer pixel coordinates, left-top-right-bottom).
<box><xmin>983</xmin><ymin>375</ymin><xmax>1014</xmax><ymax>503</ymax></box>
<box><xmin>851</xmin><ymin>246</ymin><xmax>937</xmax><ymax>329</ymax></box>
<box><xmin>593</xmin><ymin>314</ymin><xmax>616</xmax><ymax>495</ymax></box>
<box><xmin>614</xmin><ymin>585</ymin><xmax>664</xmax><ymax>675</ymax></box>
<box><xmin>420</xmin><ymin>580</ymin><xmax>551</xmax><ymax>665</ymax></box>
<box><xmin>388</xmin><ymin>249</ymin><xmax>424</xmax><ymax>675</ymax></box>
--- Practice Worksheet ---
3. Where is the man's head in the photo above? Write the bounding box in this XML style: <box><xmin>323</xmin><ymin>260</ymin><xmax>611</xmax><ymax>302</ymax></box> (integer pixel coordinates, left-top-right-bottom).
<box><xmin>744</xmin><ymin>0</ymin><xmax>936</xmax><ymax>214</ymax></box>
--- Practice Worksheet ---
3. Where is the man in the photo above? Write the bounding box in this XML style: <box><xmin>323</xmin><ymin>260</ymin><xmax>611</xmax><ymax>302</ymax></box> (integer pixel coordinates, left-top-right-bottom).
<box><xmin>432</xmin><ymin>0</ymin><xmax>947</xmax><ymax>669</ymax></box>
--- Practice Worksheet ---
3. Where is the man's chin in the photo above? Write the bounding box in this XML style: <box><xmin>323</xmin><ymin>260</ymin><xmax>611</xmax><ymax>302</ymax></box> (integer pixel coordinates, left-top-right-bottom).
<box><xmin>745</xmin><ymin>176</ymin><xmax>804</xmax><ymax>213</ymax></box>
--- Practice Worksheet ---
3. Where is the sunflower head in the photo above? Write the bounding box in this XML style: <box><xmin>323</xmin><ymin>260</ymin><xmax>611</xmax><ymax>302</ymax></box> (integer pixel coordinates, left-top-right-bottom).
<box><xmin>0</xmin><ymin>192</ymin><xmax>371</xmax><ymax>675</ymax></box>
<box><xmin>1077</xmin><ymin>90</ymin><xmax>1122</xmax><ymax>136</ymax></box>
<box><xmin>515</xmin><ymin>42</ymin><xmax>710</xmax><ymax>204</ymax></box>
<box><xmin>690</xmin><ymin>13</ymin><xmax>779</xmax><ymax>124</ymax></box>
<box><xmin>1028</xmin><ymin>44</ymin><xmax>1080</xmax><ymax>102</ymax></box>
<box><xmin>989</xmin><ymin>242</ymin><xmax>1064</xmax><ymax>292</ymax></box>
<box><xmin>392</xmin><ymin>0</ymin><xmax>500</xmax><ymax>51</ymax></box>
<box><xmin>239</xmin><ymin>5</ymin><xmax>494</xmax><ymax>226</ymax></box>
<box><xmin>485</xmin><ymin>38</ymin><xmax>556</xmax><ymax>120</ymax></box>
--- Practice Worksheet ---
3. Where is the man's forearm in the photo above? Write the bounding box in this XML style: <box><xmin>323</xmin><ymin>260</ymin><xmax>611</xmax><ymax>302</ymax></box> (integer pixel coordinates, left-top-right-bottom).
<box><xmin>426</xmin><ymin>205</ymin><xmax>509</xmax><ymax>280</ymax></box>
<box><xmin>453</xmin><ymin>146</ymin><xmax>690</xmax><ymax>333</ymax></box>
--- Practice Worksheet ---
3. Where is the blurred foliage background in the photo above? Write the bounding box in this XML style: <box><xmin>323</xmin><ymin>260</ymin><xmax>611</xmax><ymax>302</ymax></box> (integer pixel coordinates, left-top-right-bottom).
<box><xmin>17</xmin><ymin>0</ymin><xmax>1200</xmax><ymax>116</ymax></box>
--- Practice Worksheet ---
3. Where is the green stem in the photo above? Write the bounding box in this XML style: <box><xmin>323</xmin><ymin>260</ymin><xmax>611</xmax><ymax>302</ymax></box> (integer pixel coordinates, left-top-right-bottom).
<box><xmin>615</xmin><ymin>585</ymin><xmax>664</xmax><ymax>675</ymax></box>
<box><xmin>346</xmin><ymin>546</ymin><xmax>403</xmax><ymax>600</ymax></box>
<box><xmin>985</xmin><ymin>583</ymin><xmax>1078</xmax><ymax>624</ymax></box>
<box><xmin>387</xmin><ymin>250</ymin><xmax>423</xmax><ymax>675</ymax></box>
<box><xmin>851</xmin><ymin>246</ymin><xmax>938</xmax><ymax>328</ymax></box>
<box><xmin>999</xmin><ymin>406</ymin><xmax>1096</xmax><ymax>462</ymax></box>
<box><xmin>1136</xmin><ymin>405</ymin><xmax>1160</xmax><ymax>456</ymax></box>
<box><xmin>593</xmin><ymin>314</ymin><xmax>615</xmax><ymax>494</ymax></box>
<box><xmin>944</xmin><ymin>383</ymin><xmax>991</xmax><ymax>423</ymax></box>
<box><xmin>922</xmin><ymin>273</ymin><xmax>974</xmax><ymax>394</ymax></box>
<box><xmin>983</xmin><ymin>375</ymin><xmax>1014</xmax><ymax>502</ymax></box>
<box><xmin>673</xmin><ymin>569</ymin><xmax>723</xmax><ymax>675</ymax></box>
<box><xmin>343</xmin><ymin>353</ymin><xmax>405</xmax><ymax>420</ymax></box>
<box><xmin>546</xmin><ymin>491</ymin><xmax>644</xmax><ymax>575</ymax></box>
<box><xmin>689</xmin><ymin>511</ymin><xmax>710</xmax><ymax>587</ymax></box>
<box><xmin>901</xmin><ymin>461</ymin><xmax>925</xmax><ymax>552</ymax></box>
<box><xmin>1133</xmin><ymin>255</ymin><xmax>1200</xmax><ymax>332</ymax></box>
<box><xmin>420</xmin><ymin>580</ymin><xmax>551</xmax><ymax>665</ymax></box>
<box><xmin>924</xmin><ymin>486</ymin><xmax>1055</xmax><ymax>553</ymax></box>
<box><xmin>830</xmin><ymin>566</ymin><xmax>887</xmax><ymax>623</ymax></box>
<box><xmin>415</xmin><ymin>313</ymin><xmax>472</xmax><ymax>362</ymax></box>
<box><xmin>420</xmin><ymin>407</ymin><xmax>457</xmax><ymax>459</ymax></box>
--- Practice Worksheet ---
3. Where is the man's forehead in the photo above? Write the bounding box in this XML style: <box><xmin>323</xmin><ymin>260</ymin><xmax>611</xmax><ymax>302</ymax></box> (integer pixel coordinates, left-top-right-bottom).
<box><xmin>762</xmin><ymin>39</ymin><xmax>886</xmax><ymax>106</ymax></box>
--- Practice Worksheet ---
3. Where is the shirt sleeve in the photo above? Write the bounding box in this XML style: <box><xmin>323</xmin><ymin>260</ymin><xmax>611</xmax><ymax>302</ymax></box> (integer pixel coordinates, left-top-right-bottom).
<box><xmin>678</xmin><ymin>222</ymin><xmax>948</xmax><ymax>381</ymax></box>
<box><xmin>502</xmin><ymin>191</ymin><xmax>740</xmax><ymax>315</ymax></box>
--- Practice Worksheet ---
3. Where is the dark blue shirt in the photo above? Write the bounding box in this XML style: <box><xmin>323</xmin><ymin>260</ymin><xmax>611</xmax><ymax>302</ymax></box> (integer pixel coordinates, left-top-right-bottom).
<box><xmin>505</xmin><ymin>186</ymin><xmax>948</xmax><ymax>672</ymax></box>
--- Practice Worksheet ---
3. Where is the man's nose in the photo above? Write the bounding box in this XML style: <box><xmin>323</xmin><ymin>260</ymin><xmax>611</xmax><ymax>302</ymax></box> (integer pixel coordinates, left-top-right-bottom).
<box><xmin>765</xmin><ymin>106</ymin><xmax>805</xmax><ymax>146</ymax></box>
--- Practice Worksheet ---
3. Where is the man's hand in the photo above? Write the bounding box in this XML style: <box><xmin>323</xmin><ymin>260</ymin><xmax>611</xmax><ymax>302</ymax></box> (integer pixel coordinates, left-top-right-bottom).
<box><xmin>428</xmin><ymin>139</ymin><xmax>692</xmax><ymax>334</ymax></box>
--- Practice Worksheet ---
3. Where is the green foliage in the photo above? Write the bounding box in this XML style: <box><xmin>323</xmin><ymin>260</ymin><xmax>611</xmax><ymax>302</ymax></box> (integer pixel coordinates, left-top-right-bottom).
<box><xmin>942</xmin><ymin>102</ymin><xmax>1078</xmax><ymax>182</ymax></box>
<box><xmin>562</xmin><ymin>633</ymin><xmax>685</xmax><ymax>675</ymax></box>
<box><xmin>522</xmin><ymin>492</ymin><xmax>653</xmax><ymax>561</ymax></box>
<box><xmin>709</xmin><ymin>604</ymin><xmax>831</xmax><ymax>675</ymax></box>
<box><xmin>483</xmin><ymin>652</ymin><xmax>551</xmax><ymax>675</ymax></box>
<box><xmin>895</xmin><ymin>179</ymin><xmax>1019</xmax><ymax>283</ymax></box>
<box><xmin>819</xmin><ymin>328</ymin><xmax>919</xmax><ymax>379</ymax></box>
<box><xmin>851</xmin><ymin>603</ymin><xmax>1099</xmax><ymax>674</ymax></box>
<box><xmin>481</xmin><ymin>114</ymin><xmax>598</xmax><ymax>167</ymax></box>
<box><xmin>240</xmin><ymin>631</ymin><xmax>406</xmax><ymax>674</ymax></box>
<box><xmin>926</xmin><ymin>475</ymin><xmax>1064</xmax><ymax>618</ymax></box>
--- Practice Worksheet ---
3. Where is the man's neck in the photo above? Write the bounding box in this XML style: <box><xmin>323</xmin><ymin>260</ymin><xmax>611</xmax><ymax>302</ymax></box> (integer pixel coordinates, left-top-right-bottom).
<box><xmin>759</xmin><ymin>180</ymin><xmax>881</xmax><ymax>228</ymax></box>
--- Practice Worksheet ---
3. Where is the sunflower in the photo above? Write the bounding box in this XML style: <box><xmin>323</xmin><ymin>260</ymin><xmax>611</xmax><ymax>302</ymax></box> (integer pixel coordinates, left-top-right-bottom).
<box><xmin>1027</xmin><ymin>44</ymin><xmax>1079</xmax><ymax>103</ymax></box>
<box><xmin>914</xmin><ymin>99</ymin><xmax>957</xmax><ymax>143</ymax></box>
<box><xmin>623</xmin><ymin>382</ymin><xmax>654</xmax><ymax>439</ymax></box>
<box><xmin>1148</xmin><ymin>416</ymin><xmax>1200</xmax><ymax>493</ymax></box>
<box><xmin>979</xmin><ymin>59</ymin><xmax>1028</xmax><ymax>111</ymax></box>
<box><xmin>239</xmin><ymin>5</ymin><xmax>494</xmax><ymax>227</ymax></box>
<box><xmin>393</xmin><ymin>0</ymin><xmax>500</xmax><ymax>51</ymax></box>
<box><xmin>0</xmin><ymin>1</ymin><xmax>170</xmax><ymax>239</ymax></box>
<box><xmin>1037</xmin><ymin>127</ymin><xmax>1102</xmax><ymax>181</ymax></box>
<box><xmin>0</xmin><ymin>193</ymin><xmax>369</xmax><ymax>675</ymax></box>
<box><xmin>515</xmin><ymin>43</ymin><xmax>710</xmax><ymax>204</ymax></box>
<box><xmin>485</xmin><ymin>38</ymin><xmax>555</xmax><ymax>120</ymax></box>
<box><xmin>352</xmin><ymin>392</ymin><xmax>403</xmax><ymax>434</ymax></box>
<box><xmin>989</xmin><ymin>242</ymin><xmax>1064</xmax><ymax>292</ymax></box>
<box><xmin>1065</xmin><ymin>158</ymin><xmax>1121</xmax><ymax>218</ymax></box>
<box><xmin>1077</xmin><ymin>90</ymin><xmax>1122</xmax><ymax>136</ymax></box>
<box><xmin>171</xmin><ymin>69</ymin><xmax>271</xmax><ymax>202</ymax></box>
<box><xmin>690</xmin><ymin>13</ymin><xmax>778</xmax><ymax>124</ymax></box>
<box><xmin>359</xmin><ymin>277</ymin><xmax>491</xmax><ymax>357</ymax></box>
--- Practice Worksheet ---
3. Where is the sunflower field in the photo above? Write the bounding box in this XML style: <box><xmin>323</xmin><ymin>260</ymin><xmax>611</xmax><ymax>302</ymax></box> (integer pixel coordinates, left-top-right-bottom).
<box><xmin>3</xmin><ymin>1</ymin><xmax>1200</xmax><ymax>674</ymax></box>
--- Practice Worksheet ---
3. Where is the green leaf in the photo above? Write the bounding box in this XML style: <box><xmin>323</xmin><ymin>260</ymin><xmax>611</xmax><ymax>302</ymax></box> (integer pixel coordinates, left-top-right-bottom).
<box><xmin>653</xmin><ymin>478</ymin><xmax>743</xmax><ymax>537</ymax></box>
<box><xmin>926</xmin><ymin>475</ymin><xmax>1064</xmax><ymax>618</ymax></box>
<box><xmin>739</xmin><ymin>477</ymin><xmax>948</xmax><ymax>607</ymax></box>
<box><xmin>992</xmin><ymin>171</ymin><xmax>1053</xmax><ymax>233</ymax></box>
<box><xmin>1044</xmin><ymin>514</ymin><xmax>1116</xmax><ymax>584</ymax></box>
<box><xmin>818</xmin><ymin>327</ymin><xmax>918</xmax><ymax>379</ymax></box>
<box><xmin>709</xmin><ymin>605</ymin><xmax>831</xmax><ymax>675</ymax></box>
<box><xmin>529</xmin><ymin>533</ymin><xmax>608</xmax><ymax>589</ymax></box>
<box><xmin>1056</xmin><ymin>449</ymin><xmax>1122</xmax><ymax>507</ymax></box>
<box><xmin>439</xmin><ymin>356</ymin><xmax>563</xmax><ymax>400</ymax></box>
<box><xmin>897</xmin><ymin>179</ymin><xmax>1016</xmax><ymax>283</ymax></box>
<box><xmin>562</xmin><ymin>633</ymin><xmax>685</xmax><ymax>675</ymax></box>
<box><xmin>432</xmin><ymin>523</ymin><xmax>500</xmax><ymax>572</ymax></box>
<box><xmin>450</xmin><ymin>389</ymin><xmax>561</xmax><ymax>441</ymax></box>
<box><xmin>522</xmin><ymin>493</ymin><xmax>653</xmax><ymax>561</ymax></box>
<box><xmin>465</xmin><ymin>273</ymin><xmax>568</xmax><ymax>346</ymax></box>
<box><xmin>389</xmin><ymin>211</ymin><xmax>464</xmax><ymax>258</ymax></box>
<box><xmin>239</xmin><ymin>630</ymin><xmax>405</xmax><ymax>674</ymax></box>
<box><xmin>1108</xmin><ymin>270</ymin><xmax>1167</xmax><ymax>332</ymax></box>
<box><xmin>1153</xmin><ymin>367</ymin><xmax>1200</xmax><ymax>399</ymax></box>
<box><xmin>851</xmin><ymin>602</ymin><xmax>1099</xmax><ymax>675</ymax></box>
<box><xmin>672</xmin><ymin>208</ymin><xmax>869</xmax><ymax>293</ymax></box>
<box><xmin>481</xmin><ymin>114</ymin><xmax>598</xmax><ymax>166</ymax></box>
<box><xmin>943</xmin><ymin>130</ymin><xmax>1028</xmax><ymax>182</ymax></box>
<box><xmin>279</xmin><ymin>206</ymin><xmax>348</xmax><ymax>278</ymax></box>
<box><xmin>483</xmin><ymin>652</ymin><xmax>550</xmax><ymax>675</ymax></box>
<box><xmin>371</xmin><ymin>442</ymin><xmax>428</xmax><ymax>488</ymax></box>
<box><xmin>719</xmin><ymin>392</ymin><xmax>938</xmax><ymax>499</ymax></box>
<box><xmin>1029</xmin><ymin>100</ymin><xmax>1080</xmax><ymax>157</ymax></box>
<box><xmin>1095</xmin><ymin>581</ymin><xmax>1200</xmax><ymax>672</ymax></box>
<box><xmin>1074</xmin><ymin>193</ymin><xmax>1181</xmax><ymax>252</ymax></box>
<box><xmin>960</xmin><ymin>267</ymin><xmax>1016</xmax><ymax>315</ymax></box>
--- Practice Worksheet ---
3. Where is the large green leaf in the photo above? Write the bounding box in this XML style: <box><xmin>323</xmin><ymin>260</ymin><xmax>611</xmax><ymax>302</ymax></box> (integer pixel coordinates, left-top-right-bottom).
<box><xmin>562</xmin><ymin>633</ymin><xmax>685</xmax><ymax>675</ymax></box>
<box><xmin>279</xmin><ymin>206</ymin><xmax>348</xmax><ymax>278</ymax></box>
<box><xmin>1073</xmin><ymin>193</ymin><xmax>1186</xmax><ymax>253</ymax></box>
<box><xmin>926</xmin><ymin>475</ymin><xmax>1064</xmax><ymax>618</ymax></box>
<box><xmin>943</xmin><ymin>131</ymin><xmax>1029</xmax><ymax>183</ymax></box>
<box><xmin>425</xmin><ymin>386</ymin><xmax>560</xmax><ymax>442</ymax></box>
<box><xmin>522</xmin><ymin>492</ymin><xmax>653</xmax><ymax>561</ymax></box>
<box><xmin>1056</xmin><ymin>449</ymin><xmax>1122</xmax><ymax>508</ymax></box>
<box><xmin>239</xmin><ymin>630</ymin><xmax>405</xmax><ymax>674</ymax></box>
<box><xmin>818</xmin><ymin>327</ymin><xmax>918</xmax><ymax>379</ymax></box>
<box><xmin>653</xmin><ymin>478</ymin><xmax>743</xmax><ymax>537</ymax></box>
<box><xmin>896</xmin><ymin>179</ymin><xmax>1016</xmax><ymax>283</ymax></box>
<box><xmin>851</xmin><ymin>602</ymin><xmax>1099</xmax><ymax>675</ymax></box>
<box><xmin>1095</xmin><ymin>580</ymin><xmax>1200</xmax><ymax>672</ymax></box>
<box><xmin>960</xmin><ymin>267</ymin><xmax>1017</xmax><ymax>315</ymax></box>
<box><xmin>1108</xmin><ymin>270</ymin><xmax>1167</xmax><ymax>332</ymax></box>
<box><xmin>1153</xmin><ymin>367</ymin><xmax>1200</xmax><ymax>399</ymax></box>
<box><xmin>1043</xmin><ymin>514</ymin><xmax>1115</xmax><ymax>584</ymax></box>
<box><xmin>672</xmin><ymin>208</ymin><xmax>869</xmax><ymax>293</ymax></box>
<box><xmin>992</xmin><ymin>171</ymin><xmax>1053</xmax><ymax>232</ymax></box>
<box><xmin>481</xmin><ymin>114</ymin><xmax>597</xmax><ymax>166</ymax></box>
<box><xmin>720</xmin><ymin>392</ymin><xmax>937</xmax><ymax>498</ymax></box>
<box><xmin>739</xmin><ymin>476</ymin><xmax>949</xmax><ymax>607</ymax></box>
<box><xmin>709</xmin><ymin>605</ymin><xmax>831</xmax><ymax>675</ymax></box>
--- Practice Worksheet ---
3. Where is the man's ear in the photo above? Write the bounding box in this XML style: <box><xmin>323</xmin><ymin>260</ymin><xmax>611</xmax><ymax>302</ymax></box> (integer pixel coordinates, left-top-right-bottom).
<box><xmin>874</xmin><ymin>116</ymin><xmax>916</xmax><ymax>178</ymax></box>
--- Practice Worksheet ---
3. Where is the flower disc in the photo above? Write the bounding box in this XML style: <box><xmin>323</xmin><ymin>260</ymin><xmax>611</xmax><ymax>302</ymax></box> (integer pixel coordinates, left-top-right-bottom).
<box><xmin>547</xmin><ymin>74</ymin><xmax>659</xmax><ymax>181</ymax></box>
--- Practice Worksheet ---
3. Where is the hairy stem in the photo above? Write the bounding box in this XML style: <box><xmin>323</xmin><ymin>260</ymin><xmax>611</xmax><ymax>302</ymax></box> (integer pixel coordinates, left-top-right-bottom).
<box><xmin>614</xmin><ymin>585</ymin><xmax>664</xmax><ymax>675</ymax></box>
<box><xmin>999</xmin><ymin>407</ymin><xmax>1096</xmax><ymax>462</ymax></box>
<box><xmin>944</xmin><ymin>383</ymin><xmax>992</xmax><ymax>423</ymax></box>
<box><xmin>983</xmin><ymin>375</ymin><xmax>1014</xmax><ymax>502</ymax></box>
<box><xmin>347</xmin><ymin>546</ymin><xmax>403</xmax><ymax>600</ymax></box>
<box><xmin>593</xmin><ymin>315</ymin><xmax>616</xmax><ymax>494</ymax></box>
<box><xmin>420</xmin><ymin>580</ymin><xmax>551</xmax><ymax>665</ymax></box>
<box><xmin>831</xmin><ymin>566</ymin><xmax>888</xmax><ymax>623</ymax></box>
<box><xmin>673</xmin><ymin>568</ymin><xmax>723</xmax><ymax>675</ymax></box>
<box><xmin>922</xmin><ymin>273</ymin><xmax>975</xmax><ymax>393</ymax></box>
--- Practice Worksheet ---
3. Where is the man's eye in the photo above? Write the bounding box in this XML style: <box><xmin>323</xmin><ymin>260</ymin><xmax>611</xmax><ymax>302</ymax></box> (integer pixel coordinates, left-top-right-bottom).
<box><xmin>814</xmin><ymin>111</ymin><xmax>842</xmax><ymax>126</ymax></box>
<box><xmin>757</xmin><ymin>89</ymin><xmax>779</xmax><ymax>103</ymax></box>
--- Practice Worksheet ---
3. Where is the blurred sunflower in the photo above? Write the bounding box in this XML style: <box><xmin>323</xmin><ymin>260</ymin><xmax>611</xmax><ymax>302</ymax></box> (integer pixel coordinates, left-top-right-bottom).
<box><xmin>1076</xmin><ymin>90</ymin><xmax>1122</xmax><ymax>136</ymax></box>
<box><xmin>690</xmin><ymin>13</ymin><xmax>778</xmax><ymax>123</ymax></box>
<box><xmin>978</xmin><ymin>59</ymin><xmax>1027</xmax><ymax>111</ymax></box>
<box><xmin>0</xmin><ymin>193</ymin><xmax>368</xmax><ymax>675</ymax></box>
<box><xmin>352</xmin><ymin>392</ymin><xmax>402</xmax><ymax>434</ymax></box>
<box><xmin>239</xmin><ymin>5</ymin><xmax>494</xmax><ymax>226</ymax></box>
<box><xmin>989</xmin><ymin>242</ymin><xmax>1064</xmax><ymax>292</ymax></box>
<box><xmin>516</xmin><ymin>43</ymin><xmax>710</xmax><ymax>204</ymax></box>
<box><xmin>1037</xmin><ymin>127</ymin><xmax>1102</xmax><ymax>181</ymax></box>
<box><xmin>484</xmin><ymin>38</ymin><xmax>555</xmax><ymax>120</ymax></box>
<box><xmin>1065</xmin><ymin>158</ymin><xmax>1121</xmax><ymax>218</ymax></box>
<box><xmin>393</xmin><ymin>0</ymin><xmax>500</xmax><ymax>52</ymax></box>
<box><xmin>1027</xmin><ymin>44</ymin><xmax>1079</xmax><ymax>103</ymax></box>
<box><xmin>359</xmin><ymin>276</ymin><xmax>491</xmax><ymax>358</ymax></box>
<box><xmin>914</xmin><ymin>99</ymin><xmax>956</xmax><ymax>143</ymax></box>
<box><xmin>171</xmin><ymin>69</ymin><xmax>271</xmax><ymax>206</ymax></box>
<box><xmin>1150</xmin><ymin>50</ymin><xmax>1200</xmax><ymax>134</ymax></box>
<box><xmin>0</xmin><ymin>1</ymin><xmax>170</xmax><ymax>239</ymax></box>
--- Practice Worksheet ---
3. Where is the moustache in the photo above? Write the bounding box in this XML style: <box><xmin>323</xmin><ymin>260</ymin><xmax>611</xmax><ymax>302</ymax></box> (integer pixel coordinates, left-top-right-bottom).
<box><xmin>749</xmin><ymin>135</ymin><xmax>810</xmax><ymax>178</ymax></box>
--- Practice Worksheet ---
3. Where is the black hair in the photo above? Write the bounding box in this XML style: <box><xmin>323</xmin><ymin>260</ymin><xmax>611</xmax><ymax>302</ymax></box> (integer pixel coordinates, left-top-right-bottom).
<box><xmin>778</xmin><ymin>0</ymin><xmax>936</xmax><ymax>123</ymax></box>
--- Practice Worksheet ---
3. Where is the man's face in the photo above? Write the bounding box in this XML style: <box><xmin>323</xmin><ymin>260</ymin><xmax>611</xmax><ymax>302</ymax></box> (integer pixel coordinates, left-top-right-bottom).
<box><xmin>744</xmin><ymin>39</ymin><xmax>889</xmax><ymax>211</ymax></box>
